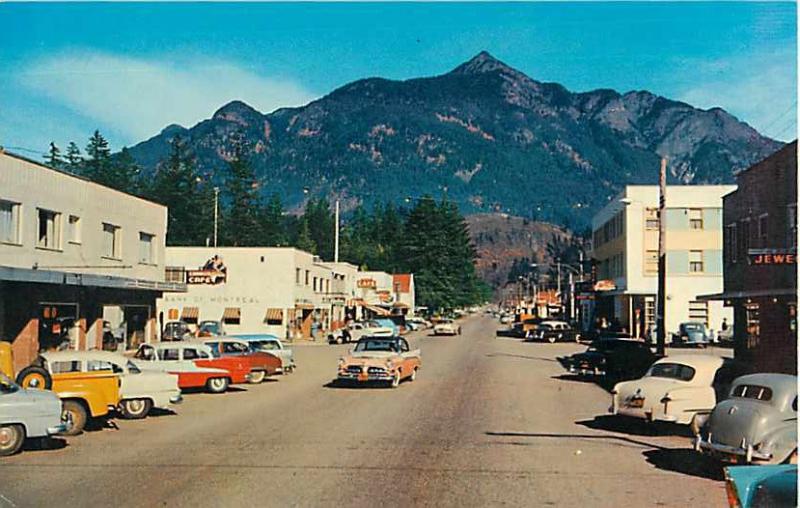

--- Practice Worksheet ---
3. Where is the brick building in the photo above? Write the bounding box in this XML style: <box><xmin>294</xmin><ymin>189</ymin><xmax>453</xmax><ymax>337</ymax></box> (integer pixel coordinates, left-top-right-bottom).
<box><xmin>702</xmin><ymin>141</ymin><xmax>797</xmax><ymax>374</ymax></box>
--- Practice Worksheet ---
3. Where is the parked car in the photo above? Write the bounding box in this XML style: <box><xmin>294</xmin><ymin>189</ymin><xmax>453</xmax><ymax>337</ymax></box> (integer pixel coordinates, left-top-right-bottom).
<box><xmin>16</xmin><ymin>352</ymin><xmax>122</xmax><ymax>436</ymax></box>
<box><xmin>610</xmin><ymin>355</ymin><xmax>748</xmax><ymax>432</ymax></box>
<box><xmin>75</xmin><ymin>351</ymin><xmax>182</xmax><ymax>419</ymax></box>
<box><xmin>433</xmin><ymin>319</ymin><xmax>461</xmax><ymax>336</ymax></box>
<box><xmin>557</xmin><ymin>338</ymin><xmax>656</xmax><ymax>380</ymax></box>
<box><xmin>695</xmin><ymin>373</ymin><xmax>797</xmax><ymax>465</ymax></box>
<box><xmin>202</xmin><ymin>337</ymin><xmax>281</xmax><ymax>383</ymax></box>
<box><xmin>196</xmin><ymin>320</ymin><xmax>225</xmax><ymax>337</ymax></box>
<box><xmin>337</xmin><ymin>336</ymin><xmax>420</xmax><ymax>388</ymax></box>
<box><xmin>499</xmin><ymin>315</ymin><xmax>513</xmax><ymax>325</ymax></box>
<box><xmin>672</xmin><ymin>322</ymin><xmax>712</xmax><ymax>348</ymax></box>
<box><xmin>232</xmin><ymin>334</ymin><xmax>296</xmax><ymax>373</ymax></box>
<box><xmin>406</xmin><ymin>317</ymin><xmax>431</xmax><ymax>330</ymax></box>
<box><xmin>162</xmin><ymin>321</ymin><xmax>194</xmax><ymax>341</ymax></box>
<box><xmin>724</xmin><ymin>464</ymin><xmax>797</xmax><ymax>508</ymax></box>
<box><xmin>526</xmin><ymin>320</ymin><xmax>580</xmax><ymax>343</ymax></box>
<box><xmin>328</xmin><ymin>321</ymin><xmax>393</xmax><ymax>344</ymax></box>
<box><xmin>132</xmin><ymin>342</ymin><xmax>251</xmax><ymax>393</ymax></box>
<box><xmin>0</xmin><ymin>372</ymin><xmax>66</xmax><ymax>456</ymax></box>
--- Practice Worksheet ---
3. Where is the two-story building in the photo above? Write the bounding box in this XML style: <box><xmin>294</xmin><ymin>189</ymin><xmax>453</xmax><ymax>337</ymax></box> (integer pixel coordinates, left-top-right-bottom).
<box><xmin>701</xmin><ymin>142</ymin><xmax>797</xmax><ymax>373</ymax></box>
<box><xmin>590</xmin><ymin>185</ymin><xmax>735</xmax><ymax>338</ymax></box>
<box><xmin>0</xmin><ymin>149</ymin><xmax>184</xmax><ymax>370</ymax></box>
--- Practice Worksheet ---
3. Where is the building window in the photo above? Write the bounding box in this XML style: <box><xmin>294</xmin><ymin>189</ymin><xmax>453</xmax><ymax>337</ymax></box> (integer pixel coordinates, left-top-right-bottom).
<box><xmin>787</xmin><ymin>204</ymin><xmax>797</xmax><ymax>247</ymax></box>
<box><xmin>689</xmin><ymin>250</ymin><xmax>704</xmax><ymax>273</ymax></box>
<box><xmin>739</xmin><ymin>219</ymin><xmax>750</xmax><ymax>259</ymax></box>
<box><xmin>37</xmin><ymin>208</ymin><xmax>62</xmax><ymax>250</ymax></box>
<box><xmin>688</xmin><ymin>209</ymin><xmax>703</xmax><ymax>230</ymax></box>
<box><xmin>138</xmin><ymin>232</ymin><xmax>155</xmax><ymax>264</ymax></box>
<box><xmin>165</xmin><ymin>267</ymin><xmax>186</xmax><ymax>283</ymax></box>
<box><xmin>67</xmin><ymin>215</ymin><xmax>81</xmax><ymax>244</ymax></box>
<box><xmin>645</xmin><ymin>208</ymin><xmax>659</xmax><ymax>230</ymax></box>
<box><xmin>688</xmin><ymin>301</ymin><xmax>709</xmax><ymax>327</ymax></box>
<box><xmin>295</xmin><ymin>268</ymin><xmax>301</xmax><ymax>285</ymax></box>
<box><xmin>102</xmin><ymin>223</ymin><xmax>121</xmax><ymax>259</ymax></box>
<box><xmin>757</xmin><ymin>214</ymin><xmax>768</xmax><ymax>247</ymax></box>
<box><xmin>745</xmin><ymin>303</ymin><xmax>760</xmax><ymax>350</ymax></box>
<box><xmin>305</xmin><ymin>270</ymin><xmax>310</xmax><ymax>286</ymax></box>
<box><xmin>644</xmin><ymin>250</ymin><xmax>658</xmax><ymax>275</ymax></box>
<box><xmin>0</xmin><ymin>200</ymin><xmax>21</xmax><ymax>245</ymax></box>
<box><xmin>313</xmin><ymin>276</ymin><xmax>318</xmax><ymax>292</ymax></box>
<box><xmin>725</xmin><ymin>224</ymin><xmax>738</xmax><ymax>263</ymax></box>
<box><xmin>644</xmin><ymin>297</ymin><xmax>656</xmax><ymax>331</ymax></box>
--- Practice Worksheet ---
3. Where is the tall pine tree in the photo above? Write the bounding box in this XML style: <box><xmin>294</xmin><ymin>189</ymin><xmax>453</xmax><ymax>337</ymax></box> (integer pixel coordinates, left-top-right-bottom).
<box><xmin>45</xmin><ymin>142</ymin><xmax>64</xmax><ymax>169</ymax></box>
<box><xmin>221</xmin><ymin>135</ymin><xmax>263</xmax><ymax>246</ymax></box>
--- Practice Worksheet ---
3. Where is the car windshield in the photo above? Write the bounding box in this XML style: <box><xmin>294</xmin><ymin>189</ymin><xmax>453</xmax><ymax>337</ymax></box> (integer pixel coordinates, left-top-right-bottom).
<box><xmin>0</xmin><ymin>372</ymin><xmax>19</xmax><ymax>393</ymax></box>
<box><xmin>648</xmin><ymin>362</ymin><xmax>696</xmax><ymax>381</ymax></box>
<box><xmin>354</xmin><ymin>339</ymin><xmax>398</xmax><ymax>352</ymax></box>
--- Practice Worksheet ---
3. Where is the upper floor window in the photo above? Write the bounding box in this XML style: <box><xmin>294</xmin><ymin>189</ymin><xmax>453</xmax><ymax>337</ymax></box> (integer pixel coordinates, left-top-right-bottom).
<box><xmin>739</xmin><ymin>219</ymin><xmax>751</xmax><ymax>258</ymax></box>
<box><xmin>757</xmin><ymin>214</ymin><xmax>768</xmax><ymax>247</ymax></box>
<box><xmin>0</xmin><ymin>200</ymin><xmax>21</xmax><ymax>245</ymax></box>
<box><xmin>788</xmin><ymin>204</ymin><xmax>797</xmax><ymax>247</ymax></box>
<box><xmin>67</xmin><ymin>215</ymin><xmax>81</xmax><ymax>244</ymax></box>
<box><xmin>644</xmin><ymin>250</ymin><xmax>658</xmax><ymax>275</ymax></box>
<box><xmin>295</xmin><ymin>268</ymin><xmax>301</xmax><ymax>285</ymax></box>
<box><xmin>102</xmin><ymin>223</ymin><xmax>121</xmax><ymax>259</ymax></box>
<box><xmin>37</xmin><ymin>208</ymin><xmax>62</xmax><ymax>250</ymax></box>
<box><xmin>725</xmin><ymin>224</ymin><xmax>738</xmax><ymax>264</ymax></box>
<box><xmin>689</xmin><ymin>250</ymin><xmax>704</xmax><ymax>273</ymax></box>
<box><xmin>645</xmin><ymin>208</ymin><xmax>659</xmax><ymax>230</ymax></box>
<box><xmin>305</xmin><ymin>270</ymin><xmax>310</xmax><ymax>286</ymax></box>
<box><xmin>688</xmin><ymin>209</ymin><xmax>703</xmax><ymax>230</ymax></box>
<box><xmin>139</xmin><ymin>232</ymin><xmax>155</xmax><ymax>264</ymax></box>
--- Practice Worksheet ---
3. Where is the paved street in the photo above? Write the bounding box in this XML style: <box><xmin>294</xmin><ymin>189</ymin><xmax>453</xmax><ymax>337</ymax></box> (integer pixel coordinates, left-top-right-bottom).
<box><xmin>0</xmin><ymin>314</ymin><xmax>727</xmax><ymax>507</ymax></box>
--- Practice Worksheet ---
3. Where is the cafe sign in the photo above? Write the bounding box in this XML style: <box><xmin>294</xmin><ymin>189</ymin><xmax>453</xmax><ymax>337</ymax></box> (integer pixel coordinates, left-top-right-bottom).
<box><xmin>748</xmin><ymin>249</ymin><xmax>796</xmax><ymax>266</ymax></box>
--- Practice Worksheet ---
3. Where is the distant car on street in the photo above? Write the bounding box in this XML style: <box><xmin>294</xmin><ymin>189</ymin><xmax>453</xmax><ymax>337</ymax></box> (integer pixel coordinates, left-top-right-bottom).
<box><xmin>336</xmin><ymin>336</ymin><xmax>420</xmax><ymax>388</ymax></box>
<box><xmin>611</xmin><ymin>355</ymin><xmax>748</xmax><ymax>433</ymax></box>
<box><xmin>557</xmin><ymin>338</ymin><xmax>656</xmax><ymax>381</ymax></box>
<box><xmin>696</xmin><ymin>373</ymin><xmax>797</xmax><ymax>465</ymax></box>
<box><xmin>433</xmin><ymin>319</ymin><xmax>461</xmax><ymax>336</ymax></box>
<box><xmin>672</xmin><ymin>322</ymin><xmax>712</xmax><ymax>348</ymax></box>
<box><xmin>0</xmin><ymin>372</ymin><xmax>66</xmax><ymax>456</ymax></box>
<box><xmin>328</xmin><ymin>321</ymin><xmax>393</xmax><ymax>344</ymax></box>
<box><xmin>526</xmin><ymin>320</ymin><xmax>580</xmax><ymax>343</ymax></box>
<box><xmin>162</xmin><ymin>321</ymin><xmax>194</xmax><ymax>341</ymax></box>
<box><xmin>232</xmin><ymin>334</ymin><xmax>296</xmax><ymax>373</ymax></box>
<box><xmin>196</xmin><ymin>320</ymin><xmax>226</xmax><ymax>337</ymax></box>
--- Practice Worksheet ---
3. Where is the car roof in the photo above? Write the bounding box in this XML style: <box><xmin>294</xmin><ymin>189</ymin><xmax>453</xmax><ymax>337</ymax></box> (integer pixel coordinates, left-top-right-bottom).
<box><xmin>654</xmin><ymin>354</ymin><xmax>724</xmax><ymax>369</ymax></box>
<box><xmin>357</xmin><ymin>335</ymin><xmax>402</xmax><ymax>342</ymax></box>
<box><xmin>147</xmin><ymin>341</ymin><xmax>212</xmax><ymax>351</ymax></box>
<box><xmin>41</xmin><ymin>350</ymin><xmax>129</xmax><ymax>364</ymax></box>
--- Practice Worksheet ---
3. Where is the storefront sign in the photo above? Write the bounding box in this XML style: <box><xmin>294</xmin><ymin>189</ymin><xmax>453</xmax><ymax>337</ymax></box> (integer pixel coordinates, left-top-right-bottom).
<box><xmin>748</xmin><ymin>249</ymin><xmax>796</xmax><ymax>266</ymax></box>
<box><xmin>187</xmin><ymin>256</ymin><xmax>228</xmax><ymax>284</ymax></box>
<box><xmin>357</xmin><ymin>278</ymin><xmax>376</xmax><ymax>289</ymax></box>
<box><xmin>593</xmin><ymin>280</ymin><xmax>616</xmax><ymax>291</ymax></box>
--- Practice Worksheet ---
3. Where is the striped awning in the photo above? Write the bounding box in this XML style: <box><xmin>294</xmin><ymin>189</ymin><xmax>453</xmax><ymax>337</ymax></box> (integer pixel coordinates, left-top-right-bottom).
<box><xmin>222</xmin><ymin>307</ymin><xmax>241</xmax><ymax>320</ymax></box>
<box><xmin>264</xmin><ymin>308</ymin><xmax>283</xmax><ymax>322</ymax></box>
<box><xmin>295</xmin><ymin>302</ymin><xmax>315</xmax><ymax>310</ymax></box>
<box><xmin>181</xmin><ymin>307</ymin><xmax>199</xmax><ymax>320</ymax></box>
<box><xmin>362</xmin><ymin>303</ymin><xmax>391</xmax><ymax>316</ymax></box>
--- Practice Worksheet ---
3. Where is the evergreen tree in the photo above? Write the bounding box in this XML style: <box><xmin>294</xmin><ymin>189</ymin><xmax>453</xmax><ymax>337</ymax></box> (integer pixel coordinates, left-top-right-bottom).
<box><xmin>64</xmin><ymin>142</ymin><xmax>83</xmax><ymax>173</ymax></box>
<box><xmin>45</xmin><ymin>142</ymin><xmax>64</xmax><ymax>169</ymax></box>
<box><xmin>260</xmin><ymin>193</ymin><xmax>288</xmax><ymax>246</ymax></box>
<box><xmin>221</xmin><ymin>136</ymin><xmax>263</xmax><ymax>246</ymax></box>
<box><xmin>295</xmin><ymin>216</ymin><xmax>316</xmax><ymax>253</ymax></box>
<box><xmin>303</xmin><ymin>198</ymin><xmax>334</xmax><ymax>259</ymax></box>
<box><xmin>84</xmin><ymin>130</ymin><xmax>111</xmax><ymax>182</ymax></box>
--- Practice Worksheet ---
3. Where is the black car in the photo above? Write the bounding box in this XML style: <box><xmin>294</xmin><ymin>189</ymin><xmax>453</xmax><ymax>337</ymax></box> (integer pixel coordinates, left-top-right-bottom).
<box><xmin>557</xmin><ymin>338</ymin><xmax>658</xmax><ymax>381</ymax></box>
<box><xmin>525</xmin><ymin>320</ymin><xmax>580</xmax><ymax>343</ymax></box>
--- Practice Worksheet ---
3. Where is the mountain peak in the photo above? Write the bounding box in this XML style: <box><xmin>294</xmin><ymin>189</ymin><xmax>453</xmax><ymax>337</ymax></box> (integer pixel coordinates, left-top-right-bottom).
<box><xmin>450</xmin><ymin>51</ymin><xmax>517</xmax><ymax>76</ymax></box>
<box><xmin>212</xmin><ymin>100</ymin><xmax>261</xmax><ymax>121</ymax></box>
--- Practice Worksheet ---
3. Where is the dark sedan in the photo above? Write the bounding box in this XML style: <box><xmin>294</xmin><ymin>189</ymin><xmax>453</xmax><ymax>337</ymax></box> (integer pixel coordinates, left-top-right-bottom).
<box><xmin>557</xmin><ymin>338</ymin><xmax>658</xmax><ymax>381</ymax></box>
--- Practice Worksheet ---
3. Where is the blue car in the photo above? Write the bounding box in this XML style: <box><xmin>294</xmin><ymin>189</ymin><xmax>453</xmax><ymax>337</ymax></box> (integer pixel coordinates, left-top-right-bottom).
<box><xmin>724</xmin><ymin>464</ymin><xmax>797</xmax><ymax>507</ymax></box>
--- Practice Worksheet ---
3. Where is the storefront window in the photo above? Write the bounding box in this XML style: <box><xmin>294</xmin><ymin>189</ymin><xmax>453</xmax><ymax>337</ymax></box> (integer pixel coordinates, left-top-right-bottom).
<box><xmin>745</xmin><ymin>303</ymin><xmax>760</xmax><ymax>350</ymax></box>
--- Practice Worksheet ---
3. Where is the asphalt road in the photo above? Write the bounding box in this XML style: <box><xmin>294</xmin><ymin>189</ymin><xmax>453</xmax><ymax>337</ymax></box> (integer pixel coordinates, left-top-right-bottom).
<box><xmin>0</xmin><ymin>314</ymin><xmax>727</xmax><ymax>507</ymax></box>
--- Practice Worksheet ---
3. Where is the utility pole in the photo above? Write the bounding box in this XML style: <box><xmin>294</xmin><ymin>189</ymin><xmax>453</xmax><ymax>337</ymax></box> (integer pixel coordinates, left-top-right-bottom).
<box><xmin>213</xmin><ymin>187</ymin><xmax>220</xmax><ymax>248</ymax></box>
<box><xmin>569</xmin><ymin>272</ymin><xmax>575</xmax><ymax>321</ymax></box>
<box><xmin>334</xmin><ymin>199</ymin><xmax>340</xmax><ymax>263</ymax></box>
<box><xmin>656</xmin><ymin>158</ymin><xmax>667</xmax><ymax>356</ymax></box>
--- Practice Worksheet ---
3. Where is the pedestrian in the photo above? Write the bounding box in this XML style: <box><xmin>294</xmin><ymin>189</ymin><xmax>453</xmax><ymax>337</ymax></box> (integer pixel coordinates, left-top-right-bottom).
<box><xmin>721</xmin><ymin>317</ymin><xmax>728</xmax><ymax>332</ymax></box>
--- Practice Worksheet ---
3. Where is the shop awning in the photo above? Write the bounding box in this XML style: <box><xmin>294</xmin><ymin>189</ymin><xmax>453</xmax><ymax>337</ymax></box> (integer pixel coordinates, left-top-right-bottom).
<box><xmin>0</xmin><ymin>266</ymin><xmax>186</xmax><ymax>292</ymax></box>
<box><xmin>295</xmin><ymin>302</ymin><xmax>315</xmax><ymax>310</ymax></box>
<box><xmin>264</xmin><ymin>308</ymin><xmax>283</xmax><ymax>321</ymax></box>
<box><xmin>362</xmin><ymin>303</ymin><xmax>391</xmax><ymax>316</ymax></box>
<box><xmin>222</xmin><ymin>307</ymin><xmax>241</xmax><ymax>320</ymax></box>
<box><xmin>181</xmin><ymin>307</ymin><xmax>199</xmax><ymax>320</ymax></box>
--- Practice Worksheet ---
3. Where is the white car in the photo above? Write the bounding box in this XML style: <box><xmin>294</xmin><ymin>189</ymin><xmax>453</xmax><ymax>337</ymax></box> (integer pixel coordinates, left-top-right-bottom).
<box><xmin>433</xmin><ymin>319</ymin><xmax>461</xmax><ymax>336</ymax></box>
<box><xmin>610</xmin><ymin>355</ymin><xmax>744</xmax><ymax>432</ymax></box>
<box><xmin>42</xmin><ymin>351</ymin><xmax>182</xmax><ymax>419</ymax></box>
<box><xmin>406</xmin><ymin>317</ymin><xmax>431</xmax><ymax>330</ymax></box>
<box><xmin>328</xmin><ymin>321</ymin><xmax>393</xmax><ymax>344</ymax></box>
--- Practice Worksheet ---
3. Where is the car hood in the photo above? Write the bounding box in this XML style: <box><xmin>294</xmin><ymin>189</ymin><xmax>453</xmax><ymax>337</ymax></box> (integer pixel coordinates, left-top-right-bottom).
<box><xmin>343</xmin><ymin>351</ymin><xmax>398</xmax><ymax>364</ymax></box>
<box><xmin>0</xmin><ymin>387</ymin><xmax>62</xmax><ymax>417</ymax></box>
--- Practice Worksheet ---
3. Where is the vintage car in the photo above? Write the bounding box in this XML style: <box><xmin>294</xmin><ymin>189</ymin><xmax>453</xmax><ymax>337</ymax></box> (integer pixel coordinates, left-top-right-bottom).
<box><xmin>16</xmin><ymin>352</ymin><xmax>122</xmax><ymax>435</ymax></box>
<box><xmin>695</xmin><ymin>373</ymin><xmax>797</xmax><ymax>465</ymax></box>
<box><xmin>196</xmin><ymin>320</ymin><xmax>226</xmax><ymax>337</ymax></box>
<box><xmin>337</xmin><ymin>336</ymin><xmax>421</xmax><ymax>388</ymax></box>
<box><xmin>672</xmin><ymin>322</ymin><xmax>711</xmax><ymax>348</ymax></box>
<box><xmin>526</xmin><ymin>320</ymin><xmax>580</xmax><ymax>343</ymax></box>
<box><xmin>328</xmin><ymin>321</ymin><xmax>393</xmax><ymax>344</ymax></box>
<box><xmin>232</xmin><ymin>334</ymin><xmax>296</xmax><ymax>373</ymax></box>
<box><xmin>67</xmin><ymin>351</ymin><xmax>183</xmax><ymax>419</ymax></box>
<box><xmin>406</xmin><ymin>317</ymin><xmax>431</xmax><ymax>330</ymax></box>
<box><xmin>557</xmin><ymin>338</ymin><xmax>656</xmax><ymax>380</ymax></box>
<box><xmin>433</xmin><ymin>319</ymin><xmax>461</xmax><ymax>336</ymax></box>
<box><xmin>162</xmin><ymin>321</ymin><xmax>194</xmax><ymax>341</ymax></box>
<box><xmin>132</xmin><ymin>342</ymin><xmax>251</xmax><ymax>393</ymax></box>
<box><xmin>201</xmin><ymin>337</ymin><xmax>281</xmax><ymax>383</ymax></box>
<box><xmin>611</xmin><ymin>355</ymin><xmax>748</xmax><ymax>431</ymax></box>
<box><xmin>724</xmin><ymin>464</ymin><xmax>797</xmax><ymax>508</ymax></box>
<box><xmin>0</xmin><ymin>372</ymin><xmax>66</xmax><ymax>456</ymax></box>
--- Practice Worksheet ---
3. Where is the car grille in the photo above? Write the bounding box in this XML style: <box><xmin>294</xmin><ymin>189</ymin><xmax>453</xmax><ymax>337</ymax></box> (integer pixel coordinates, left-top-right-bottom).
<box><xmin>346</xmin><ymin>365</ymin><xmax>364</xmax><ymax>374</ymax></box>
<box><xmin>367</xmin><ymin>366</ymin><xmax>387</xmax><ymax>374</ymax></box>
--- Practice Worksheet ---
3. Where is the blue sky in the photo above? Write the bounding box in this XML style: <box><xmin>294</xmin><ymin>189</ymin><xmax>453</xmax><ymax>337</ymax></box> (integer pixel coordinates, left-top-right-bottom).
<box><xmin>0</xmin><ymin>2</ymin><xmax>796</xmax><ymax>158</ymax></box>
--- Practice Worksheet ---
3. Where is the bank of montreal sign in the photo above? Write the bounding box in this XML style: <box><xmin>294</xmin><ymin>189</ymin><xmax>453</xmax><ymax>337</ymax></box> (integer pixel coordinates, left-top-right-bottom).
<box><xmin>187</xmin><ymin>256</ymin><xmax>228</xmax><ymax>285</ymax></box>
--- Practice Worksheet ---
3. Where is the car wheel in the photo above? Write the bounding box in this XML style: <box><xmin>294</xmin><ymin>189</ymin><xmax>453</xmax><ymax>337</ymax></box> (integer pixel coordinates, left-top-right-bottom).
<box><xmin>206</xmin><ymin>377</ymin><xmax>229</xmax><ymax>394</ymax></box>
<box><xmin>248</xmin><ymin>370</ymin><xmax>266</xmax><ymax>384</ymax></box>
<box><xmin>16</xmin><ymin>366</ymin><xmax>53</xmax><ymax>390</ymax></box>
<box><xmin>410</xmin><ymin>367</ymin><xmax>418</xmax><ymax>382</ymax></box>
<box><xmin>336</xmin><ymin>336</ymin><xmax>343</xmax><ymax>345</ymax></box>
<box><xmin>0</xmin><ymin>424</ymin><xmax>25</xmax><ymax>457</ymax></box>
<box><xmin>574</xmin><ymin>333</ymin><xmax>581</xmax><ymax>343</ymax></box>
<box><xmin>548</xmin><ymin>335</ymin><xmax>557</xmax><ymax>344</ymax></box>
<box><xmin>61</xmin><ymin>400</ymin><xmax>88</xmax><ymax>436</ymax></box>
<box><xmin>119</xmin><ymin>398</ymin><xmax>152</xmax><ymax>420</ymax></box>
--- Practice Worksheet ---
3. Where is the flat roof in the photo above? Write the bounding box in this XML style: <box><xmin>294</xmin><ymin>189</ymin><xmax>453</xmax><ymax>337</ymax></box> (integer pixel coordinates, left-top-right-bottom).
<box><xmin>0</xmin><ymin>266</ymin><xmax>186</xmax><ymax>293</ymax></box>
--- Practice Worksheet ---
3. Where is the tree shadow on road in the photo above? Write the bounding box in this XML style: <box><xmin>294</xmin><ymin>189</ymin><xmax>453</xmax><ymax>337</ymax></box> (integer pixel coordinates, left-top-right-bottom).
<box><xmin>551</xmin><ymin>374</ymin><xmax>615</xmax><ymax>392</ymax></box>
<box><xmin>485</xmin><ymin>431</ymin><xmax>665</xmax><ymax>450</ymax></box>
<box><xmin>642</xmin><ymin>448</ymin><xmax>724</xmax><ymax>481</ymax></box>
<box><xmin>486</xmin><ymin>352</ymin><xmax>557</xmax><ymax>363</ymax></box>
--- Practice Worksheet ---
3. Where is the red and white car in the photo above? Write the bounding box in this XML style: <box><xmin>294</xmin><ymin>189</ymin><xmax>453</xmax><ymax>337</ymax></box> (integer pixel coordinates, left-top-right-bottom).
<box><xmin>201</xmin><ymin>338</ymin><xmax>282</xmax><ymax>383</ymax></box>
<box><xmin>132</xmin><ymin>342</ymin><xmax>251</xmax><ymax>393</ymax></box>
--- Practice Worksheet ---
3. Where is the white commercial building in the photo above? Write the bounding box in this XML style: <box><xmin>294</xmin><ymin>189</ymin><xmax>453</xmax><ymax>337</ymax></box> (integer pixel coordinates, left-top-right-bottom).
<box><xmin>589</xmin><ymin>185</ymin><xmax>735</xmax><ymax>338</ymax></box>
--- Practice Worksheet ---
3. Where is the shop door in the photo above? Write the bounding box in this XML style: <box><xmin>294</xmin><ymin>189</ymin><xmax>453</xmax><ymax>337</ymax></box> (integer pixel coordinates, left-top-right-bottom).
<box><xmin>39</xmin><ymin>303</ymin><xmax>78</xmax><ymax>351</ymax></box>
<box><xmin>125</xmin><ymin>306</ymin><xmax>151</xmax><ymax>350</ymax></box>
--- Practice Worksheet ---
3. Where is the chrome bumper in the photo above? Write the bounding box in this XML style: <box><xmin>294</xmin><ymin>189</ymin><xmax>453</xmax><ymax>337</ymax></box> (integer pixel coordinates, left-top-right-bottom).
<box><xmin>338</xmin><ymin>371</ymin><xmax>393</xmax><ymax>381</ymax></box>
<box><xmin>47</xmin><ymin>423</ymin><xmax>68</xmax><ymax>435</ymax></box>
<box><xmin>169</xmin><ymin>394</ymin><xmax>183</xmax><ymax>404</ymax></box>
<box><xmin>694</xmin><ymin>436</ymin><xmax>772</xmax><ymax>462</ymax></box>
